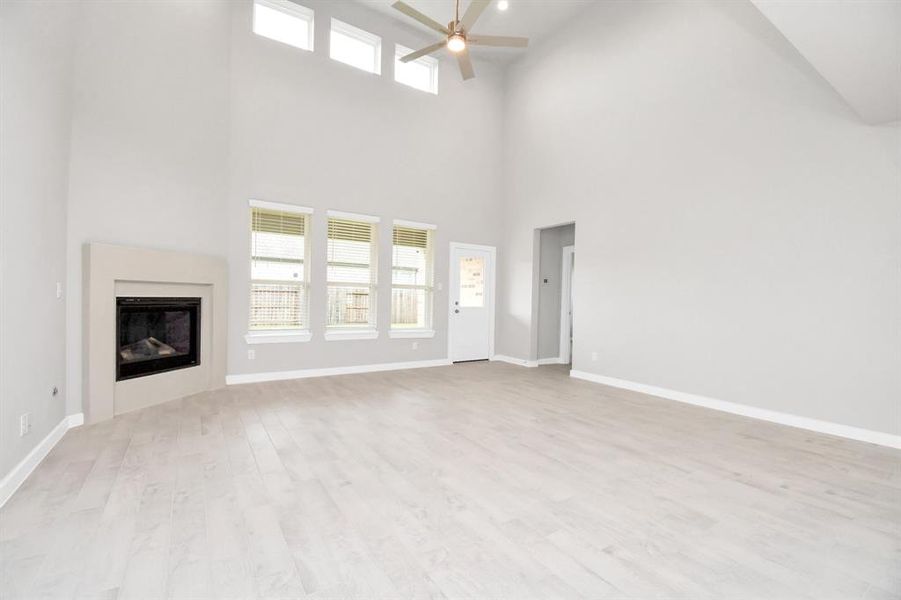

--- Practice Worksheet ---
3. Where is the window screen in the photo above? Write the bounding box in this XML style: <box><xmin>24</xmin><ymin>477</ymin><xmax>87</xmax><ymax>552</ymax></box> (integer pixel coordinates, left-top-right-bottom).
<box><xmin>250</xmin><ymin>206</ymin><xmax>310</xmax><ymax>330</ymax></box>
<box><xmin>327</xmin><ymin>217</ymin><xmax>377</xmax><ymax>328</ymax></box>
<box><xmin>392</xmin><ymin>225</ymin><xmax>434</xmax><ymax>329</ymax></box>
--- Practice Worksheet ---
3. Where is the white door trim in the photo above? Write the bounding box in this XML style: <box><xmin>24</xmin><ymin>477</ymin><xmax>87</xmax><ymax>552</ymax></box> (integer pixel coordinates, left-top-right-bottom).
<box><xmin>559</xmin><ymin>245</ymin><xmax>574</xmax><ymax>364</ymax></box>
<box><xmin>447</xmin><ymin>242</ymin><xmax>497</xmax><ymax>362</ymax></box>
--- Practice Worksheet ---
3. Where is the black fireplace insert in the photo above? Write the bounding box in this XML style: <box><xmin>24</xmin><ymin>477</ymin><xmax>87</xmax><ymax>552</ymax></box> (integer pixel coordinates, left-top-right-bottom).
<box><xmin>116</xmin><ymin>297</ymin><xmax>201</xmax><ymax>381</ymax></box>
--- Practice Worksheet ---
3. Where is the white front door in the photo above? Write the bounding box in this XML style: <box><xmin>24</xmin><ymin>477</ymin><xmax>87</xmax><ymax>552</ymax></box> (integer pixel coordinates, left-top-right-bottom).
<box><xmin>449</xmin><ymin>244</ymin><xmax>494</xmax><ymax>362</ymax></box>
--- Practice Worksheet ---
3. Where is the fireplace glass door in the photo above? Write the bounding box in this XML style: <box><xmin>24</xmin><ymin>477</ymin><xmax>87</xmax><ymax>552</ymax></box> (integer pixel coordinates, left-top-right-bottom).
<box><xmin>116</xmin><ymin>297</ymin><xmax>201</xmax><ymax>381</ymax></box>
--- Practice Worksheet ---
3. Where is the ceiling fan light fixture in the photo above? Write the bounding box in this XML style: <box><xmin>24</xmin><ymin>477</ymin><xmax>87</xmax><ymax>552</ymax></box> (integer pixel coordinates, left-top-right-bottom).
<box><xmin>391</xmin><ymin>0</ymin><xmax>529</xmax><ymax>81</ymax></box>
<box><xmin>447</xmin><ymin>33</ymin><xmax>466</xmax><ymax>53</ymax></box>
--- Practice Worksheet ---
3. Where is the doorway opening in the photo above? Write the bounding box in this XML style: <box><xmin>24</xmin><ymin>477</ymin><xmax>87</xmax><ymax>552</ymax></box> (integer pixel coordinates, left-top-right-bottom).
<box><xmin>534</xmin><ymin>223</ymin><xmax>575</xmax><ymax>365</ymax></box>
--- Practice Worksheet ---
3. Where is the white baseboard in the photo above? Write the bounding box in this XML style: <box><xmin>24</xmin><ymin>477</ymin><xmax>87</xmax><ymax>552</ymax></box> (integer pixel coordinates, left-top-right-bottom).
<box><xmin>570</xmin><ymin>370</ymin><xmax>901</xmax><ymax>450</ymax></box>
<box><xmin>0</xmin><ymin>412</ymin><xmax>83</xmax><ymax>508</ymax></box>
<box><xmin>537</xmin><ymin>357</ymin><xmax>565</xmax><ymax>365</ymax></box>
<box><xmin>226</xmin><ymin>358</ymin><xmax>453</xmax><ymax>385</ymax></box>
<box><xmin>491</xmin><ymin>355</ymin><xmax>563</xmax><ymax>367</ymax></box>
<box><xmin>490</xmin><ymin>354</ymin><xmax>538</xmax><ymax>368</ymax></box>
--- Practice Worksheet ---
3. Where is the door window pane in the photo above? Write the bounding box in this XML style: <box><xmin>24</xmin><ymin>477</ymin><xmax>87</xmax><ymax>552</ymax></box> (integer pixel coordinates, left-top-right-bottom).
<box><xmin>459</xmin><ymin>256</ymin><xmax>485</xmax><ymax>307</ymax></box>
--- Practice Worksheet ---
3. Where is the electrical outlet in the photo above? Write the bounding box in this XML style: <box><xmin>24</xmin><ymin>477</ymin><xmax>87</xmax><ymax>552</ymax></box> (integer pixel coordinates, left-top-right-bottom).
<box><xmin>411</xmin><ymin>341</ymin><xmax>419</xmax><ymax>350</ymax></box>
<box><xmin>19</xmin><ymin>413</ymin><xmax>31</xmax><ymax>436</ymax></box>
<box><xmin>247</xmin><ymin>349</ymin><xmax>256</xmax><ymax>360</ymax></box>
<box><xmin>591</xmin><ymin>352</ymin><xmax>598</xmax><ymax>361</ymax></box>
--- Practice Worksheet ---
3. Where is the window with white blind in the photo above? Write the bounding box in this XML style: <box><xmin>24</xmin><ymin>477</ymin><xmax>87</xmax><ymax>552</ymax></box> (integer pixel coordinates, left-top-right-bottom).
<box><xmin>330</xmin><ymin>18</ymin><xmax>381</xmax><ymax>75</ymax></box>
<box><xmin>253</xmin><ymin>0</ymin><xmax>314</xmax><ymax>52</ymax></box>
<box><xmin>326</xmin><ymin>212</ymin><xmax>379</xmax><ymax>338</ymax></box>
<box><xmin>247</xmin><ymin>201</ymin><xmax>312</xmax><ymax>343</ymax></box>
<box><xmin>390</xmin><ymin>221</ymin><xmax>435</xmax><ymax>337</ymax></box>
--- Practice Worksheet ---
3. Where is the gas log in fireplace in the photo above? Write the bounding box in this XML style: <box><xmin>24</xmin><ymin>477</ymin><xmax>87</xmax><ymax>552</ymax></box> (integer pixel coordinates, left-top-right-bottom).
<box><xmin>116</xmin><ymin>297</ymin><xmax>201</xmax><ymax>381</ymax></box>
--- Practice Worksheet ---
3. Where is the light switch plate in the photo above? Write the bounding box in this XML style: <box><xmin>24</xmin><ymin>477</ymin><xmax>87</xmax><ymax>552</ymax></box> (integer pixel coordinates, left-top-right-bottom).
<box><xmin>19</xmin><ymin>413</ymin><xmax>31</xmax><ymax>436</ymax></box>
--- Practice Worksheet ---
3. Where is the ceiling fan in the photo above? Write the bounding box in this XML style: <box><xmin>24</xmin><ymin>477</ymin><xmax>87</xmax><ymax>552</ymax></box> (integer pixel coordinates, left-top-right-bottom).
<box><xmin>392</xmin><ymin>0</ymin><xmax>529</xmax><ymax>81</ymax></box>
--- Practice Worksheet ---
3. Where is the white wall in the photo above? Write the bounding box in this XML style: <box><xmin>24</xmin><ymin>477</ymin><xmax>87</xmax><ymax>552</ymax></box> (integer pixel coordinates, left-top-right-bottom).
<box><xmin>499</xmin><ymin>0</ymin><xmax>901</xmax><ymax>435</ymax></box>
<box><xmin>19</xmin><ymin>0</ymin><xmax>898</xmax><ymax>439</ymax></box>
<box><xmin>226</xmin><ymin>0</ymin><xmax>503</xmax><ymax>377</ymax></box>
<box><xmin>537</xmin><ymin>223</ymin><xmax>574</xmax><ymax>360</ymax></box>
<box><xmin>65</xmin><ymin>0</ymin><xmax>231</xmax><ymax>415</ymax></box>
<box><xmin>62</xmin><ymin>0</ymin><xmax>504</xmax><ymax>409</ymax></box>
<box><xmin>0</xmin><ymin>0</ymin><xmax>79</xmax><ymax>475</ymax></box>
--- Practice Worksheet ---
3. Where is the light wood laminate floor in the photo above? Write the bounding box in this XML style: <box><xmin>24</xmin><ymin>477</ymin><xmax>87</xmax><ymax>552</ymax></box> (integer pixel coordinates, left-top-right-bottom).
<box><xmin>2</xmin><ymin>363</ymin><xmax>899</xmax><ymax>599</ymax></box>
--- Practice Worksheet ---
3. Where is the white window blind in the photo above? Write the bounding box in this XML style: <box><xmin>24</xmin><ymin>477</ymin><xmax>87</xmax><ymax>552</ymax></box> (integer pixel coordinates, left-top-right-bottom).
<box><xmin>250</xmin><ymin>205</ymin><xmax>310</xmax><ymax>330</ymax></box>
<box><xmin>395</xmin><ymin>44</ymin><xmax>439</xmax><ymax>95</ymax></box>
<box><xmin>327</xmin><ymin>217</ymin><xmax>377</xmax><ymax>328</ymax></box>
<box><xmin>330</xmin><ymin>18</ymin><xmax>381</xmax><ymax>75</ymax></box>
<box><xmin>253</xmin><ymin>0</ymin><xmax>314</xmax><ymax>52</ymax></box>
<box><xmin>391</xmin><ymin>224</ymin><xmax>434</xmax><ymax>330</ymax></box>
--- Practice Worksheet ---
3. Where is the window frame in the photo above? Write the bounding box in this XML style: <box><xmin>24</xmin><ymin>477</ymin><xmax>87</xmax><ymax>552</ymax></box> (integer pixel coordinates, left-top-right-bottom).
<box><xmin>394</xmin><ymin>44</ymin><xmax>439</xmax><ymax>95</ymax></box>
<box><xmin>252</xmin><ymin>0</ymin><xmax>315</xmax><ymax>52</ymax></box>
<box><xmin>246</xmin><ymin>199</ymin><xmax>313</xmax><ymax>344</ymax></box>
<box><xmin>390</xmin><ymin>219</ymin><xmax>436</xmax><ymax>338</ymax></box>
<box><xmin>329</xmin><ymin>18</ymin><xmax>382</xmax><ymax>75</ymax></box>
<box><xmin>325</xmin><ymin>210</ymin><xmax>380</xmax><ymax>340</ymax></box>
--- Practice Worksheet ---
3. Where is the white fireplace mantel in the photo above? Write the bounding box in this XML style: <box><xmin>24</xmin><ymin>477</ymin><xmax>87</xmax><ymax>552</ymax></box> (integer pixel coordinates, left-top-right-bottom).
<box><xmin>82</xmin><ymin>243</ymin><xmax>227</xmax><ymax>423</ymax></box>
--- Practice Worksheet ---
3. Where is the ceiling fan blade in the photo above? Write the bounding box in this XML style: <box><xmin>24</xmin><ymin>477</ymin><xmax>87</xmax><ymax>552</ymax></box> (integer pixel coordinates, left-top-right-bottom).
<box><xmin>459</xmin><ymin>0</ymin><xmax>491</xmax><ymax>32</ymax></box>
<box><xmin>391</xmin><ymin>1</ymin><xmax>449</xmax><ymax>35</ymax></box>
<box><xmin>468</xmin><ymin>35</ymin><xmax>530</xmax><ymax>48</ymax></box>
<box><xmin>457</xmin><ymin>48</ymin><xmax>475</xmax><ymax>81</ymax></box>
<box><xmin>401</xmin><ymin>41</ymin><xmax>446</xmax><ymax>63</ymax></box>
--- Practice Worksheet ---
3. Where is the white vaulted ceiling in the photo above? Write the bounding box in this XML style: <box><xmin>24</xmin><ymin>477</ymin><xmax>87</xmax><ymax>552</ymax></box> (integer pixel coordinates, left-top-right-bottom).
<box><xmin>362</xmin><ymin>0</ymin><xmax>900</xmax><ymax>124</ymax></box>
<box><xmin>751</xmin><ymin>0</ymin><xmax>901</xmax><ymax>124</ymax></box>
<box><xmin>355</xmin><ymin>0</ymin><xmax>591</xmax><ymax>63</ymax></box>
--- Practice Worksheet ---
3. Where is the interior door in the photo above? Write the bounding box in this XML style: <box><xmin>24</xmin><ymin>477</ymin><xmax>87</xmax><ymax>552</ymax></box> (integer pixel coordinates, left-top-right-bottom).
<box><xmin>449</xmin><ymin>245</ymin><xmax>493</xmax><ymax>362</ymax></box>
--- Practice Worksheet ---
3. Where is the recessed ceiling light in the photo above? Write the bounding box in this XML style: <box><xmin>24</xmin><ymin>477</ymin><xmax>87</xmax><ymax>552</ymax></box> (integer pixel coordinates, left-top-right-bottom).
<box><xmin>498</xmin><ymin>0</ymin><xmax>509</xmax><ymax>11</ymax></box>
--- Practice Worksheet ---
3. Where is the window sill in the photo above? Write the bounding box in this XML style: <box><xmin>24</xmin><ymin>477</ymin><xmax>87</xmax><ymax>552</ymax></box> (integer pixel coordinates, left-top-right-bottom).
<box><xmin>245</xmin><ymin>330</ymin><xmax>312</xmax><ymax>344</ymax></box>
<box><xmin>324</xmin><ymin>329</ymin><xmax>379</xmax><ymax>341</ymax></box>
<box><xmin>389</xmin><ymin>329</ymin><xmax>435</xmax><ymax>339</ymax></box>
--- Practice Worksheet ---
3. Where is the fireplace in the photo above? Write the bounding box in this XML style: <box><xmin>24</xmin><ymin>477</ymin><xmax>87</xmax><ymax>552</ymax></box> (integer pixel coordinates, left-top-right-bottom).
<box><xmin>116</xmin><ymin>297</ymin><xmax>201</xmax><ymax>381</ymax></box>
